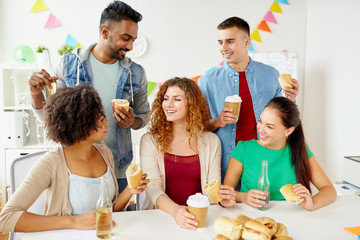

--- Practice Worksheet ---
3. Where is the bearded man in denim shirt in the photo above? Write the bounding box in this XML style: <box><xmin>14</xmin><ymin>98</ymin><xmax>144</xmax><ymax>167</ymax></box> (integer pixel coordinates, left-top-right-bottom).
<box><xmin>28</xmin><ymin>1</ymin><xmax>150</xmax><ymax>193</ymax></box>
<box><xmin>198</xmin><ymin>17</ymin><xmax>299</xmax><ymax>182</ymax></box>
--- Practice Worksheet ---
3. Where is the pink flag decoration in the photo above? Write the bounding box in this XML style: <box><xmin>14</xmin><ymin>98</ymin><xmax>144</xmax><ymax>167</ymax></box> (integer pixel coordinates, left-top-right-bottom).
<box><xmin>44</xmin><ymin>13</ymin><xmax>61</xmax><ymax>29</ymax></box>
<box><xmin>263</xmin><ymin>11</ymin><xmax>277</xmax><ymax>24</ymax></box>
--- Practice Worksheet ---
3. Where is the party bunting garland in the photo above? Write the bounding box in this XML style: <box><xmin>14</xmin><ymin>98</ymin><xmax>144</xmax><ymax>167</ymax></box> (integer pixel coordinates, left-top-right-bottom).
<box><xmin>248</xmin><ymin>0</ymin><xmax>290</xmax><ymax>50</ymax></box>
<box><xmin>30</xmin><ymin>0</ymin><xmax>82</xmax><ymax>48</ymax></box>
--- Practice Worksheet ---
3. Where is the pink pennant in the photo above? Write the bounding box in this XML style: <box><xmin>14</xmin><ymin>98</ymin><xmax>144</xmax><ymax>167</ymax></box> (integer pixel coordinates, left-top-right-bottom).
<box><xmin>44</xmin><ymin>13</ymin><xmax>62</xmax><ymax>29</ymax></box>
<box><xmin>263</xmin><ymin>11</ymin><xmax>277</xmax><ymax>24</ymax></box>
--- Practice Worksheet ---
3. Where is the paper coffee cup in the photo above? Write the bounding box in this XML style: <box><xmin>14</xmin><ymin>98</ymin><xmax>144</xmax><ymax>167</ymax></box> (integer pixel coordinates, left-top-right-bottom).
<box><xmin>186</xmin><ymin>193</ymin><xmax>210</xmax><ymax>229</ymax></box>
<box><xmin>111</xmin><ymin>99</ymin><xmax>130</xmax><ymax>112</ymax></box>
<box><xmin>225</xmin><ymin>95</ymin><xmax>242</xmax><ymax>117</ymax></box>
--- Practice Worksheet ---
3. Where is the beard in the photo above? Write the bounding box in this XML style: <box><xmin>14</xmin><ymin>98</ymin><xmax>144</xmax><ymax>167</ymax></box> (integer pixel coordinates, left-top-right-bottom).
<box><xmin>107</xmin><ymin>35</ymin><xmax>129</xmax><ymax>60</ymax></box>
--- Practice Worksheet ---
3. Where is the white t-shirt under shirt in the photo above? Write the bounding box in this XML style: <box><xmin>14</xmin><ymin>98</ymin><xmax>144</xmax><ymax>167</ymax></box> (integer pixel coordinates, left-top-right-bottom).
<box><xmin>89</xmin><ymin>53</ymin><xmax>129</xmax><ymax>179</ymax></box>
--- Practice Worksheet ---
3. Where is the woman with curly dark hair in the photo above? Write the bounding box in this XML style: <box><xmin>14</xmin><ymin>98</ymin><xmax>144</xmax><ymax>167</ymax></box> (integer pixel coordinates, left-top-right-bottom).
<box><xmin>0</xmin><ymin>85</ymin><xmax>149</xmax><ymax>233</ymax></box>
<box><xmin>140</xmin><ymin>77</ymin><xmax>236</xmax><ymax>230</ymax></box>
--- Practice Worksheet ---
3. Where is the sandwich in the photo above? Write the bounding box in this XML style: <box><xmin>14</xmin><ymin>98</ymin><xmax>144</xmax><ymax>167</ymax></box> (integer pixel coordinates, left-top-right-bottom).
<box><xmin>111</xmin><ymin>99</ymin><xmax>130</xmax><ymax>112</ymax></box>
<box><xmin>273</xmin><ymin>236</ymin><xmax>293</xmax><ymax>240</ymax></box>
<box><xmin>203</xmin><ymin>179</ymin><xmax>222</xmax><ymax>204</ymax></box>
<box><xmin>126</xmin><ymin>162</ymin><xmax>143</xmax><ymax>189</ymax></box>
<box><xmin>255</xmin><ymin>217</ymin><xmax>278</xmax><ymax>237</ymax></box>
<box><xmin>279</xmin><ymin>184</ymin><xmax>304</xmax><ymax>204</ymax></box>
<box><xmin>278</xmin><ymin>74</ymin><xmax>292</xmax><ymax>89</ymax></box>
<box><xmin>273</xmin><ymin>222</ymin><xmax>288</xmax><ymax>238</ymax></box>
<box><xmin>213</xmin><ymin>216</ymin><xmax>242</xmax><ymax>240</ymax></box>
<box><xmin>234</xmin><ymin>214</ymin><xmax>250</xmax><ymax>226</ymax></box>
<box><xmin>214</xmin><ymin>234</ymin><xmax>230</xmax><ymax>240</ymax></box>
<box><xmin>242</xmin><ymin>219</ymin><xmax>271</xmax><ymax>240</ymax></box>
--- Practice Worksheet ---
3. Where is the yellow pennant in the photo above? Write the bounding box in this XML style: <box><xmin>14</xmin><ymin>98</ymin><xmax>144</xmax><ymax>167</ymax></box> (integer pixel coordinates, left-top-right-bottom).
<box><xmin>250</xmin><ymin>29</ymin><xmax>262</xmax><ymax>43</ymax></box>
<box><xmin>76</xmin><ymin>43</ymin><xmax>84</xmax><ymax>49</ymax></box>
<box><xmin>270</xmin><ymin>1</ymin><xmax>283</xmax><ymax>14</ymax></box>
<box><xmin>30</xmin><ymin>0</ymin><xmax>49</xmax><ymax>12</ymax></box>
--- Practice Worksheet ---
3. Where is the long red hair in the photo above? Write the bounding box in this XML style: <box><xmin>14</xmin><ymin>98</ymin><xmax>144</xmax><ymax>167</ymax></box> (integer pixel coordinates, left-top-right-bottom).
<box><xmin>148</xmin><ymin>77</ymin><xmax>210</xmax><ymax>153</ymax></box>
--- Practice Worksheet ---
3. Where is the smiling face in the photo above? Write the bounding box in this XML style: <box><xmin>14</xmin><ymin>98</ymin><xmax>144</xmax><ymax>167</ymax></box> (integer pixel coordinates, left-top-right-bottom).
<box><xmin>162</xmin><ymin>86</ymin><xmax>188</xmax><ymax>124</ymax></box>
<box><xmin>217</xmin><ymin>27</ymin><xmax>250</xmax><ymax>68</ymax></box>
<box><xmin>104</xmin><ymin>19</ymin><xmax>138</xmax><ymax>60</ymax></box>
<box><xmin>257</xmin><ymin>107</ymin><xmax>295</xmax><ymax>150</ymax></box>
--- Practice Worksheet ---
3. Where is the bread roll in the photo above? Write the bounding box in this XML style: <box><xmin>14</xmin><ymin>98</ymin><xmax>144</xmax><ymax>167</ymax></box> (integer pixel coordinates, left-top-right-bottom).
<box><xmin>273</xmin><ymin>236</ymin><xmax>293</xmax><ymax>240</ymax></box>
<box><xmin>242</xmin><ymin>219</ymin><xmax>271</xmax><ymax>240</ymax></box>
<box><xmin>214</xmin><ymin>234</ymin><xmax>230</xmax><ymax>240</ymax></box>
<box><xmin>111</xmin><ymin>99</ymin><xmax>130</xmax><ymax>112</ymax></box>
<box><xmin>279</xmin><ymin>184</ymin><xmax>304</xmax><ymax>204</ymax></box>
<box><xmin>203</xmin><ymin>179</ymin><xmax>222</xmax><ymax>204</ymax></box>
<box><xmin>126</xmin><ymin>163</ymin><xmax>143</xmax><ymax>189</ymax></box>
<box><xmin>255</xmin><ymin>217</ymin><xmax>277</xmax><ymax>236</ymax></box>
<box><xmin>214</xmin><ymin>216</ymin><xmax>242</xmax><ymax>240</ymax></box>
<box><xmin>273</xmin><ymin>222</ymin><xmax>288</xmax><ymax>238</ymax></box>
<box><xmin>278</xmin><ymin>74</ymin><xmax>292</xmax><ymax>89</ymax></box>
<box><xmin>233</xmin><ymin>214</ymin><xmax>250</xmax><ymax>226</ymax></box>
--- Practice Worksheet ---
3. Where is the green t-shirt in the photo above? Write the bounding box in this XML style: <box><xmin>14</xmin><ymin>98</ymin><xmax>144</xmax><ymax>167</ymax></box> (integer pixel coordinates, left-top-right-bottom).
<box><xmin>231</xmin><ymin>139</ymin><xmax>313</xmax><ymax>200</ymax></box>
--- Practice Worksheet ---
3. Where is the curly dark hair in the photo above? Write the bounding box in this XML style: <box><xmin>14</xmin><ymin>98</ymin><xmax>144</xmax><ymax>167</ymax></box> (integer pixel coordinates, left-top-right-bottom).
<box><xmin>44</xmin><ymin>85</ymin><xmax>105</xmax><ymax>146</ymax></box>
<box><xmin>148</xmin><ymin>77</ymin><xmax>210</xmax><ymax>153</ymax></box>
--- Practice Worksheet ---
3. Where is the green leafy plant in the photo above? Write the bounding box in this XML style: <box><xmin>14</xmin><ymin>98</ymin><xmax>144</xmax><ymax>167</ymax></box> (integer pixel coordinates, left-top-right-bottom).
<box><xmin>57</xmin><ymin>44</ymin><xmax>75</xmax><ymax>56</ymax></box>
<box><xmin>36</xmin><ymin>45</ymin><xmax>48</xmax><ymax>53</ymax></box>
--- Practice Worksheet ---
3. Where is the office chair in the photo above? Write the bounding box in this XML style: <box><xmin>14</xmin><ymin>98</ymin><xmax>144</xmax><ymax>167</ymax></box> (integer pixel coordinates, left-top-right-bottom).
<box><xmin>9</xmin><ymin>150</ymin><xmax>47</xmax><ymax>240</ymax></box>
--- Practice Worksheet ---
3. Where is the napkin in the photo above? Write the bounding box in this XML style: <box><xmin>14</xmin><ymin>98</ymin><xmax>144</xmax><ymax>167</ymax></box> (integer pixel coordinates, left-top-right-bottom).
<box><xmin>344</xmin><ymin>226</ymin><xmax>360</xmax><ymax>237</ymax></box>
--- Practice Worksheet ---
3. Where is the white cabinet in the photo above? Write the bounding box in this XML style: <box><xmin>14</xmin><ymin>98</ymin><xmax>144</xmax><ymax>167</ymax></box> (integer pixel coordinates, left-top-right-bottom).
<box><xmin>0</xmin><ymin>63</ymin><xmax>55</xmax><ymax>206</ymax></box>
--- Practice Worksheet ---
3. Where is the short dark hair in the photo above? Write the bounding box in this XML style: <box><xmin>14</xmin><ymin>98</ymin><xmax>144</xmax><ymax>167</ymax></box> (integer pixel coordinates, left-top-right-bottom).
<box><xmin>100</xmin><ymin>0</ymin><xmax>142</xmax><ymax>29</ymax></box>
<box><xmin>217</xmin><ymin>17</ymin><xmax>250</xmax><ymax>37</ymax></box>
<box><xmin>44</xmin><ymin>85</ymin><xmax>105</xmax><ymax>146</ymax></box>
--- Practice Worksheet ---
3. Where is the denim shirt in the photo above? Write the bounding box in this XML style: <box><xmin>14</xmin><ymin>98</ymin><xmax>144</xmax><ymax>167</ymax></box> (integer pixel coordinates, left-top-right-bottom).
<box><xmin>198</xmin><ymin>58</ymin><xmax>283</xmax><ymax>180</ymax></box>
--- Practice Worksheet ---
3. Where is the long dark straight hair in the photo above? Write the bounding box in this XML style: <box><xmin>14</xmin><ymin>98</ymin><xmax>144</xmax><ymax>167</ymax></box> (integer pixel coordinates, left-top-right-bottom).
<box><xmin>266</xmin><ymin>97</ymin><xmax>312</xmax><ymax>193</ymax></box>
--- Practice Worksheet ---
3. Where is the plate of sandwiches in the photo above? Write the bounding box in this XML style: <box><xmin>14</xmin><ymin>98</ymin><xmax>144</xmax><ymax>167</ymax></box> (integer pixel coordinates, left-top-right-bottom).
<box><xmin>213</xmin><ymin>214</ymin><xmax>293</xmax><ymax>240</ymax></box>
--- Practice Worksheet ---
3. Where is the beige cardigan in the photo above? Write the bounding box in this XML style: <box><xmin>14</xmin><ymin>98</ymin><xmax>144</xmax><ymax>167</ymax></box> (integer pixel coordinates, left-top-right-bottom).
<box><xmin>0</xmin><ymin>144</ymin><xmax>118</xmax><ymax>233</ymax></box>
<box><xmin>140</xmin><ymin>131</ymin><xmax>221</xmax><ymax>210</ymax></box>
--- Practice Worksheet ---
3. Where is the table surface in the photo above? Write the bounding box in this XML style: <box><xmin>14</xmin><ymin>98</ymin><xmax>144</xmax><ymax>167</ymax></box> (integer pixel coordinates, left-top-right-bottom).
<box><xmin>21</xmin><ymin>195</ymin><xmax>360</xmax><ymax>240</ymax></box>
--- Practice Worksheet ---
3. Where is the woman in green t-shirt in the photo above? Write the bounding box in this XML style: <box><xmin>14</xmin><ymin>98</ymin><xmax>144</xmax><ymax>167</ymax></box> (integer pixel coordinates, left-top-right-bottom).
<box><xmin>224</xmin><ymin>97</ymin><xmax>336</xmax><ymax>210</ymax></box>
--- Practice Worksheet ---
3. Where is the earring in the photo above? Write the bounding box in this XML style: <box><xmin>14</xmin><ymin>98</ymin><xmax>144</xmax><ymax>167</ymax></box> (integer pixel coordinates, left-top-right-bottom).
<box><xmin>285</xmin><ymin>134</ymin><xmax>288</xmax><ymax>138</ymax></box>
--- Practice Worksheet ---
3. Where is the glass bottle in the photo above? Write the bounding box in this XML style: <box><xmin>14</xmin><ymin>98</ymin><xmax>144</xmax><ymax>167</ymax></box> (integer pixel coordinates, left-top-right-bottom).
<box><xmin>257</xmin><ymin>160</ymin><xmax>270</xmax><ymax>210</ymax></box>
<box><xmin>96</xmin><ymin>176</ymin><xmax>113</xmax><ymax>239</ymax></box>
<box><xmin>42</xmin><ymin>50</ymin><xmax>57</xmax><ymax>99</ymax></box>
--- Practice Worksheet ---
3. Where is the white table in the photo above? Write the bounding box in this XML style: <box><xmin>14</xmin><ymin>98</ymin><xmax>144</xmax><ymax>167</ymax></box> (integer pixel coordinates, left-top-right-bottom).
<box><xmin>21</xmin><ymin>195</ymin><xmax>360</xmax><ymax>240</ymax></box>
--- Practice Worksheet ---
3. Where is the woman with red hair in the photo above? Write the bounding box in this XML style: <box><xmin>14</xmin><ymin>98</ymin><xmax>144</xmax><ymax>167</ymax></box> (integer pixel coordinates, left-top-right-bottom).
<box><xmin>140</xmin><ymin>77</ymin><xmax>235</xmax><ymax>230</ymax></box>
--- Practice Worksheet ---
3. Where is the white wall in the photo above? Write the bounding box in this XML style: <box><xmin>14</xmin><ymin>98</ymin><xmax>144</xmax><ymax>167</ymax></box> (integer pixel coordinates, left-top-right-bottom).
<box><xmin>3</xmin><ymin>0</ymin><xmax>356</xmax><ymax>184</ymax></box>
<box><xmin>303</xmin><ymin>0</ymin><xmax>360</xmax><ymax>182</ymax></box>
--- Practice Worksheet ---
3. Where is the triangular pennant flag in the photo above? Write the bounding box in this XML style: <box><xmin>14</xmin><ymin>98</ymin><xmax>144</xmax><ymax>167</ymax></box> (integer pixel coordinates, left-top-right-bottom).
<box><xmin>248</xmin><ymin>42</ymin><xmax>255</xmax><ymax>52</ymax></box>
<box><xmin>276</xmin><ymin>0</ymin><xmax>289</xmax><ymax>5</ymax></box>
<box><xmin>191</xmin><ymin>75</ymin><xmax>201</xmax><ymax>84</ymax></box>
<box><xmin>65</xmin><ymin>34</ymin><xmax>78</xmax><ymax>47</ymax></box>
<box><xmin>258</xmin><ymin>20</ymin><xmax>272</xmax><ymax>32</ymax></box>
<box><xmin>30</xmin><ymin>0</ymin><xmax>49</xmax><ymax>12</ymax></box>
<box><xmin>263</xmin><ymin>11</ymin><xmax>277</xmax><ymax>23</ymax></box>
<box><xmin>44</xmin><ymin>13</ymin><xmax>62</xmax><ymax>29</ymax></box>
<box><xmin>250</xmin><ymin>29</ymin><xmax>262</xmax><ymax>43</ymax></box>
<box><xmin>147</xmin><ymin>81</ymin><xmax>156</xmax><ymax>96</ymax></box>
<box><xmin>270</xmin><ymin>2</ymin><xmax>283</xmax><ymax>14</ymax></box>
<box><xmin>76</xmin><ymin>43</ymin><xmax>84</xmax><ymax>49</ymax></box>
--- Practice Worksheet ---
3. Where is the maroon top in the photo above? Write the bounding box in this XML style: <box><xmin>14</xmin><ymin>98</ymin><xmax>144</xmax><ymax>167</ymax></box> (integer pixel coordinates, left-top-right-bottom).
<box><xmin>236</xmin><ymin>72</ymin><xmax>258</xmax><ymax>143</ymax></box>
<box><xmin>164</xmin><ymin>152</ymin><xmax>201</xmax><ymax>206</ymax></box>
